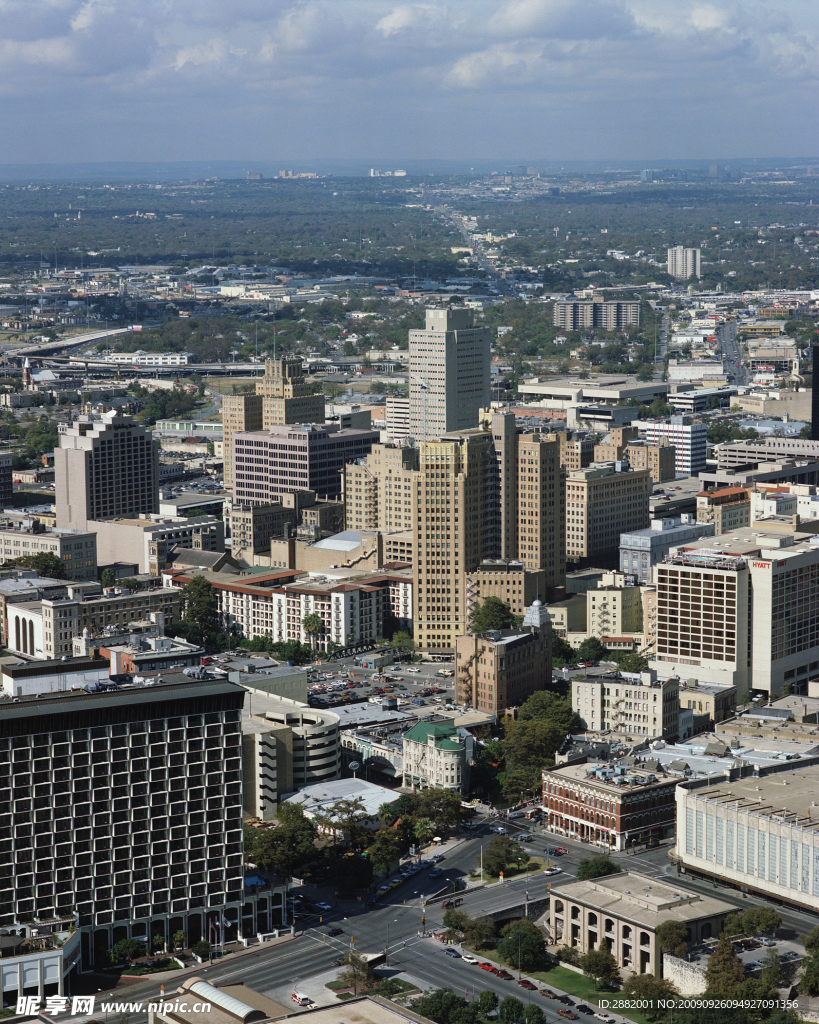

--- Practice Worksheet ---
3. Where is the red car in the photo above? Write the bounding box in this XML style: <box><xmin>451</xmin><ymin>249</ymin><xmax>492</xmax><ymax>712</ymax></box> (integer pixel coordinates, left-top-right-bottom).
<box><xmin>518</xmin><ymin>980</ymin><xmax>537</xmax><ymax>991</ymax></box>
<box><xmin>497</xmin><ymin>970</ymin><xmax>514</xmax><ymax>981</ymax></box>
<box><xmin>480</xmin><ymin>962</ymin><xmax>495</xmax><ymax>971</ymax></box>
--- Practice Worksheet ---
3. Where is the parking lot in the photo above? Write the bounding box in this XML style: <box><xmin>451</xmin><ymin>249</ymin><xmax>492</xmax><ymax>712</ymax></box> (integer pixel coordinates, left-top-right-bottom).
<box><xmin>306</xmin><ymin>663</ymin><xmax>458</xmax><ymax>712</ymax></box>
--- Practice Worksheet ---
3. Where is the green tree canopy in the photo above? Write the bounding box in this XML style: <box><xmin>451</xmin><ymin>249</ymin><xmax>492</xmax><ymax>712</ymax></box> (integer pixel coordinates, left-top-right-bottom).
<box><xmin>742</xmin><ymin>906</ymin><xmax>781</xmax><ymax>936</ymax></box>
<box><xmin>7</xmin><ymin>551</ymin><xmax>67</xmax><ymax>579</ymax></box>
<box><xmin>302</xmin><ymin>612</ymin><xmax>325</xmax><ymax>648</ymax></box>
<box><xmin>551</xmin><ymin>633</ymin><xmax>575</xmax><ymax>665</ymax></box>
<box><xmin>579</xmin><ymin>944</ymin><xmax>619</xmax><ymax>988</ymax></box>
<box><xmin>517</xmin><ymin>690</ymin><xmax>581</xmax><ymax>731</ymax></box>
<box><xmin>337</xmin><ymin>951</ymin><xmax>376</xmax><ymax>994</ymax></box>
<box><xmin>576</xmin><ymin>855</ymin><xmax>621</xmax><ymax>881</ymax></box>
<box><xmin>497</xmin><ymin>920</ymin><xmax>546</xmax><ymax>971</ymax></box>
<box><xmin>656</xmin><ymin>920</ymin><xmax>689</xmax><ymax>952</ymax></box>
<box><xmin>499</xmin><ymin>996</ymin><xmax>525</xmax><ymax>1024</ymax></box>
<box><xmin>705</xmin><ymin>931</ymin><xmax>745</xmax><ymax>998</ymax></box>
<box><xmin>243</xmin><ymin>804</ymin><xmax>317</xmax><ymax>878</ymax></box>
<box><xmin>576</xmin><ymin>636</ymin><xmax>608</xmax><ymax>663</ymax></box>
<box><xmin>471</xmin><ymin>596</ymin><xmax>518</xmax><ymax>633</ymax></box>
<box><xmin>616</xmin><ymin>652</ymin><xmax>650</xmax><ymax>673</ymax></box>
<box><xmin>412</xmin><ymin>989</ymin><xmax>476</xmax><ymax>1024</ymax></box>
<box><xmin>180</xmin><ymin>575</ymin><xmax>220</xmax><ymax>636</ymax></box>
<box><xmin>481</xmin><ymin>834</ymin><xmax>529</xmax><ymax>877</ymax></box>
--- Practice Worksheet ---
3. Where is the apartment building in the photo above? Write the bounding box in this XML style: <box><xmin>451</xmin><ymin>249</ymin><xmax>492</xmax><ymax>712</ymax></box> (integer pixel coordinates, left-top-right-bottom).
<box><xmin>385</xmin><ymin>395</ymin><xmax>410</xmax><ymax>443</ymax></box>
<box><xmin>408</xmin><ymin>307</ymin><xmax>491</xmax><ymax>441</ymax></box>
<box><xmin>455</xmin><ymin>621</ymin><xmax>549</xmax><ymax>714</ymax></box>
<box><xmin>162</xmin><ymin>567</ymin><xmax>411</xmax><ymax>649</ymax></box>
<box><xmin>572</xmin><ymin>670</ymin><xmax>679</xmax><ymax>739</ymax></box>
<box><xmin>402</xmin><ymin>720</ymin><xmax>472</xmax><ymax>793</ymax></box>
<box><xmin>542</xmin><ymin>760</ymin><xmax>678</xmax><ymax>850</ymax></box>
<box><xmin>566</xmin><ymin>464</ymin><xmax>651</xmax><ymax>569</ymax></box>
<box><xmin>0</xmin><ymin>518</ymin><xmax>97</xmax><ymax>580</ymax></box>
<box><xmin>465</xmin><ymin>559</ymin><xmax>548</xmax><ymax>622</ymax></box>
<box><xmin>696</xmin><ymin>486</ymin><xmax>751</xmax><ymax>533</ymax></box>
<box><xmin>555</xmin><ymin>433</ymin><xmax>596</xmax><ymax>472</ymax></box>
<box><xmin>343</xmin><ymin>444</ymin><xmax>420</xmax><ymax>533</ymax></box>
<box><xmin>7</xmin><ymin>582</ymin><xmax>182</xmax><ymax>661</ymax></box>
<box><xmin>586</xmin><ymin>575</ymin><xmax>645</xmax><ymax>640</ymax></box>
<box><xmin>221</xmin><ymin>357</ymin><xmax>325</xmax><ymax>490</ymax></box>
<box><xmin>0</xmin><ymin>678</ymin><xmax>246</xmax><ymax>964</ymax></box>
<box><xmin>233</xmin><ymin>422</ymin><xmax>378</xmax><ymax>504</ymax></box>
<box><xmin>639</xmin><ymin>416</ymin><xmax>707</xmax><ymax>476</ymax></box>
<box><xmin>620</xmin><ymin>516</ymin><xmax>715</xmax><ymax>584</ymax></box>
<box><xmin>667</xmin><ymin>246</ymin><xmax>701</xmax><ymax>279</ymax></box>
<box><xmin>0</xmin><ymin>572</ymin><xmax>73</xmax><ymax>650</ymax></box>
<box><xmin>55</xmin><ymin>410</ymin><xmax>160</xmax><ymax>530</ymax></box>
<box><xmin>677</xmin><ymin>681</ymin><xmax>737</xmax><ymax>730</ymax></box>
<box><xmin>553</xmin><ymin>299</ymin><xmax>641</xmax><ymax>331</ymax></box>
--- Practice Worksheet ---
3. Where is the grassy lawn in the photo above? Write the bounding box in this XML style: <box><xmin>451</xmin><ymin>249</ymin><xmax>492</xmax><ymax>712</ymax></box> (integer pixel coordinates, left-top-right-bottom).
<box><xmin>326</xmin><ymin>977</ymin><xmax>419</xmax><ymax>1000</ymax></box>
<box><xmin>476</xmin><ymin>857</ymin><xmax>545</xmax><ymax>884</ymax></box>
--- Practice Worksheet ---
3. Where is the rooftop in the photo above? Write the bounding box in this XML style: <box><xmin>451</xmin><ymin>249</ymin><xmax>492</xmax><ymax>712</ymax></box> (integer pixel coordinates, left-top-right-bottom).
<box><xmin>551</xmin><ymin>871</ymin><xmax>734</xmax><ymax>927</ymax></box>
<box><xmin>685</xmin><ymin>764</ymin><xmax>819</xmax><ymax>827</ymax></box>
<box><xmin>284</xmin><ymin>778</ymin><xmax>401</xmax><ymax>818</ymax></box>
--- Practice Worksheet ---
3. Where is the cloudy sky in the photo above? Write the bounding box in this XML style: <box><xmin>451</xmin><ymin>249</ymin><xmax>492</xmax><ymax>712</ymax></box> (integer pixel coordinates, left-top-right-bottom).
<box><xmin>2</xmin><ymin>0</ymin><xmax>818</xmax><ymax>166</ymax></box>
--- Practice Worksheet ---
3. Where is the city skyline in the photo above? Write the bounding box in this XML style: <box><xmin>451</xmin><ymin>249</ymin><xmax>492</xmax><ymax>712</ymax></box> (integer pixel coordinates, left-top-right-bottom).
<box><xmin>1</xmin><ymin>0</ymin><xmax>818</xmax><ymax>165</ymax></box>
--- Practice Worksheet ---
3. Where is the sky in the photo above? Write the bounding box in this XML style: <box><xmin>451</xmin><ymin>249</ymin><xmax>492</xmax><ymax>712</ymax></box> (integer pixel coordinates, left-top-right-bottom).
<box><xmin>2</xmin><ymin>0</ymin><xmax>819</xmax><ymax>167</ymax></box>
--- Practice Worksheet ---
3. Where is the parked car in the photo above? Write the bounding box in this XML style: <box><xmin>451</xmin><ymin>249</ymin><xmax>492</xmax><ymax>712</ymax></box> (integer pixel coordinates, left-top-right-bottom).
<box><xmin>518</xmin><ymin>980</ymin><xmax>537</xmax><ymax>991</ymax></box>
<box><xmin>496</xmin><ymin>970</ymin><xmax>514</xmax><ymax>981</ymax></box>
<box><xmin>540</xmin><ymin>989</ymin><xmax>558</xmax><ymax>998</ymax></box>
<box><xmin>444</xmin><ymin>948</ymin><xmax>462</xmax><ymax>958</ymax></box>
<box><xmin>576</xmin><ymin>1006</ymin><xmax>593</xmax><ymax>1015</ymax></box>
<box><xmin>462</xmin><ymin>954</ymin><xmax>478</xmax><ymax>964</ymax></box>
<box><xmin>480</xmin><ymin>963</ymin><xmax>495</xmax><ymax>971</ymax></box>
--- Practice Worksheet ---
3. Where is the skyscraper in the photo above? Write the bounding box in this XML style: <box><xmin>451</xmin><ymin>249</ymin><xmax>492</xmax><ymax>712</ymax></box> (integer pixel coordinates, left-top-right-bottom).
<box><xmin>222</xmin><ymin>358</ymin><xmax>325</xmax><ymax>490</ymax></box>
<box><xmin>408</xmin><ymin>308</ymin><xmax>491</xmax><ymax>441</ymax></box>
<box><xmin>55</xmin><ymin>410</ymin><xmax>159</xmax><ymax>531</ymax></box>
<box><xmin>667</xmin><ymin>246</ymin><xmax>701</xmax><ymax>280</ymax></box>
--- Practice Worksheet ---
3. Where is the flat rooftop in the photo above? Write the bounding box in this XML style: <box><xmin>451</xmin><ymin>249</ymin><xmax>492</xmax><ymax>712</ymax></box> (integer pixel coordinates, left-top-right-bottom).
<box><xmin>688</xmin><ymin>764</ymin><xmax>819</xmax><ymax>826</ymax></box>
<box><xmin>551</xmin><ymin>871</ymin><xmax>734</xmax><ymax>927</ymax></box>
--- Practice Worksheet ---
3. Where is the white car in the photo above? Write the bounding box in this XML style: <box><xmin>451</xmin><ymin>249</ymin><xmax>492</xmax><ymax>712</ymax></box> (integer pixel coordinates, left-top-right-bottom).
<box><xmin>490</xmin><ymin>826</ymin><xmax>507</xmax><ymax>834</ymax></box>
<box><xmin>462</xmin><ymin>954</ymin><xmax>478</xmax><ymax>964</ymax></box>
<box><xmin>543</xmin><ymin>867</ymin><xmax>562</xmax><ymax>876</ymax></box>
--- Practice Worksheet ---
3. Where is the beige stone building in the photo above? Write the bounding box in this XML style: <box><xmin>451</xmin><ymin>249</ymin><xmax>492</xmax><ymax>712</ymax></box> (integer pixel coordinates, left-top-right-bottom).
<box><xmin>343</xmin><ymin>443</ymin><xmax>420</xmax><ymax>533</ymax></box>
<box><xmin>466</xmin><ymin>559</ymin><xmax>548</xmax><ymax>621</ymax></box>
<box><xmin>228</xmin><ymin>492</ymin><xmax>345</xmax><ymax>563</ymax></box>
<box><xmin>455</xmin><ymin>619</ymin><xmax>550</xmax><ymax>714</ymax></box>
<box><xmin>566</xmin><ymin>464</ymin><xmax>651</xmax><ymax>569</ymax></box>
<box><xmin>549</xmin><ymin>872</ymin><xmax>734</xmax><ymax>976</ymax></box>
<box><xmin>677</xmin><ymin>680</ymin><xmax>737</xmax><ymax>728</ymax></box>
<box><xmin>0</xmin><ymin>520</ymin><xmax>97</xmax><ymax>580</ymax></box>
<box><xmin>222</xmin><ymin>357</ymin><xmax>325</xmax><ymax>490</ymax></box>
<box><xmin>624</xmin><ymin>442</ymin><xmax>676</xmax><ymax>484</ymax></box>
<box><xmin>572</xmin><ymin>669</ymin><xmax>680</xmax><ymax>739</ymax></box>
<box><xmin>90</xmin><ymin>514</ymin><xmax>224</xmax><ymax>574</ymax></box>
<box><xmin>696</xmin><ymin>486</ymin><xmax>751</xmax><ymax>533</ymax></box>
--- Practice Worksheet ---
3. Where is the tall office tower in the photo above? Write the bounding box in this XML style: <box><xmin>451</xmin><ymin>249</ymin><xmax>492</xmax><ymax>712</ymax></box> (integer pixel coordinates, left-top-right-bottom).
<box><xmin>408</xmin><ymin>308</ymin><xmax>491</xmax><ymax>441</ymax></box>
<box><xmin>487</xmin><ymin>410</ymin><xmax>565</xmax><ymax>588</ymax></box>
<box><xmin>566</xmin><ymin>464</ymin><xmax>651</xmax><ymax>569</ymax></box>
<box><xmin>667</xmin><ymin>246</ymin><xmax>701</xmax><ymax>280</ymax></box>
<box><xmin>344</xmin><ymin>444</ymin><xmax>420</xmax><ymax>532</ymax></box>
<box><xmin>413</xmin><ymin>429</ymin><xmax>497</xmax><ymax>653</ymax></box>
<box><xmin>256</xmin><ymin>356</ymin><xmax>326</xmax><ymax>426</ymax></box>
<box><xmin>222</xmin><ymin>393</ymin><xmax>263</xmax><ymax>493</ymax></box>
<box><xmin>0</xmin><ymin>679</ymin><xmax>245</xmax><ymax>966</ymax></box>
<box><xmin>641</xmin><ymin>415</ymin><xmax>707</xmax><ymax>475</ymax></box>
<box><xmin>55</xmin><ymin>410</ymin><xmax>159</xmax><ymax>531</ymax></box>
<box><xmin>222</xmin><ymin>358</ymin><xmax>325</xmax><ymax>491</ymax></box>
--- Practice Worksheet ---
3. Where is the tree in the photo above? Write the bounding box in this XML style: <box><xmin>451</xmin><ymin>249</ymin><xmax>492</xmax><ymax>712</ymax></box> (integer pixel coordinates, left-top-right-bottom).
<box><xmin>705</xmin><ymin>931</ymin><xmax>745</xmax><ymax>997</ymax></box>
<box><xmin>517</xmin><ymin>691</ymin><xmax>580</xmax><ymax>731</ymax></box>
<box><xmin>191</xmin><ymin>939</ymin><xmax>210</xmax><ymax>959</ymax></box>
<box><xmin>576</xmin><ymin>636</ymin><xmax>608</xmax><ymax>663</ymax></box>
<box><xmin>551</xmin><ymin>633</ymin><xmax>575</xmax><ymax>665</ymax></box>
<box><xmin>367</xmin><ymin>828</ymin><xmax>405</xmax><ymax>875</ymax></box>
<box><xmin>497</xmin><ymin>921</ymin><xmax>546</xmax><ymax>971</ymax></box>
<box><xmin>636</xmin><ymin>364</ymin><xmax>654</xmax><ymax>382</ymax></box>
<box><xmin>462</xmin><ymin>916</ymin><xmax>496</xmax><ymax>949</ymax></box>
<box><xmin>172</xmin><ymin>930</ymin><xmax>186</xmax><ymax>950</ymax></box>
<box><xmin>478</xmin><ymin>990</ymin><xmax>499</xmax><ymax>1016</ymax></box>
<box><xmin>802</xmin><ymin>926</ymin><xmax>819</xmax><ymax>954</ymax></box>
<box><xmin>499</xmin><ymin>996</ymin><xmax>525</xmax><ymax>1023</ymax></box>
<box><xmin>742</xmin><ymin>906</ymin><xmax>781</xmax><ymax>937</ymax></box>
<box><xmin>390</xmin><ymin>630</ymin><xmax>415</xmax><ymax>653</ymax></box>
<box><xmin>412</xmin><ymin>989</ymin><xmax>476</xmax><ymax>1024</ymax></box>
<box><xmin>800</xmin><ymin>947</ymin><xmax>819</xmax><ymax>996</ymax></box>
<box><xmin>378</xmin><ymin>802</ymin><xmax>396</xmax><ymax>826</ymax></box>
<box><xmin>443</xmin><ymin>907</ymin><xmax>470</xmax><ymax>934</ymax></box>
<box><xmin>616</xmin><ymin>652</ymin><xmax>650</xmax><ymax>673</ymax></box>
<box><xmin>558</xmin><ymin>944</ymin><xmax>580</xmax><ymax>965</ymax></box>
<box><xmin>7</xmin><ymin>551</ymin><xmax>68</xmax><ymax>579</ymax></box>
<box><xmin>656</xmin><ymin>920</ymin><xmax>689</xmax><ymax>952</ymax></box>
<box><xmin>110</xmin><ymin>937</ymin><xmax>147</xmax><ymax>963</ymax></box>
<box><xmin>180</xmin><ymin>575</ymin><xmax>220</xmax><ymax>636</ymax></box>
<box><xmin>481</xmin><ymin>835</ymin><xmax>528</xmax><ymax>878</ymax></box>
<box><xmin>471</xmin><ymin>596</ymin><xmax>516</xmax><ymax>633</ymax></box>
<box><xmin>302</xmin><ymin>612</ymin><xmax>325</xmax><ymax>649</ymax></box>
<box><xmin>100</xmin><ymin>567</ymin><xmax>115</xmax><ymax>588</ymax></box>
<box><xmin>759</xmin><ymin>948</ymin><xmax>783</xmax><ymax>990</ymax></box>
<box><xmin>337</xmin><ymin>951</ymin><xmax>376</xmax><ymax>995</ymax></box>
<box><xmin>579</xmin><ymin>944</ymin><xmax>619</xmax><ymax>989</ymax></box>
<box><xmin>576</xmin><ymin>855</ymin><xmax>621</xmax><ymax>881</ymax></box>
<box><xmin>243</xmin><ymin>804</ymin><xmax>317</xmax><ymax>878</ymax></box>
<box><xmin>414</xmin><ymin>788</ymin><xmax>464</xmax><ymax>833</ymax></box>
<box><xmin>621</xmin><ymin>975</ymin><xmax>678</xmax><ymax>1021</ymax></box>
<box><xmin>413</xmin><ymin>817</ymin><xmax>435</xmax><ymax>847</ymax></box>
<box><xmin>723</xmin><ymin>912</ymin><xmax>744</xmax><ymax>937</ymax></box>
<box><xmin>152</xmin><ymin>934</ymin><xmax>165</xmax><ymax>951</ymax></box>
<box><xmin>317</xmin><ymin>797</ymin><xmax>370</xmax><ymax>848</ymax></box>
